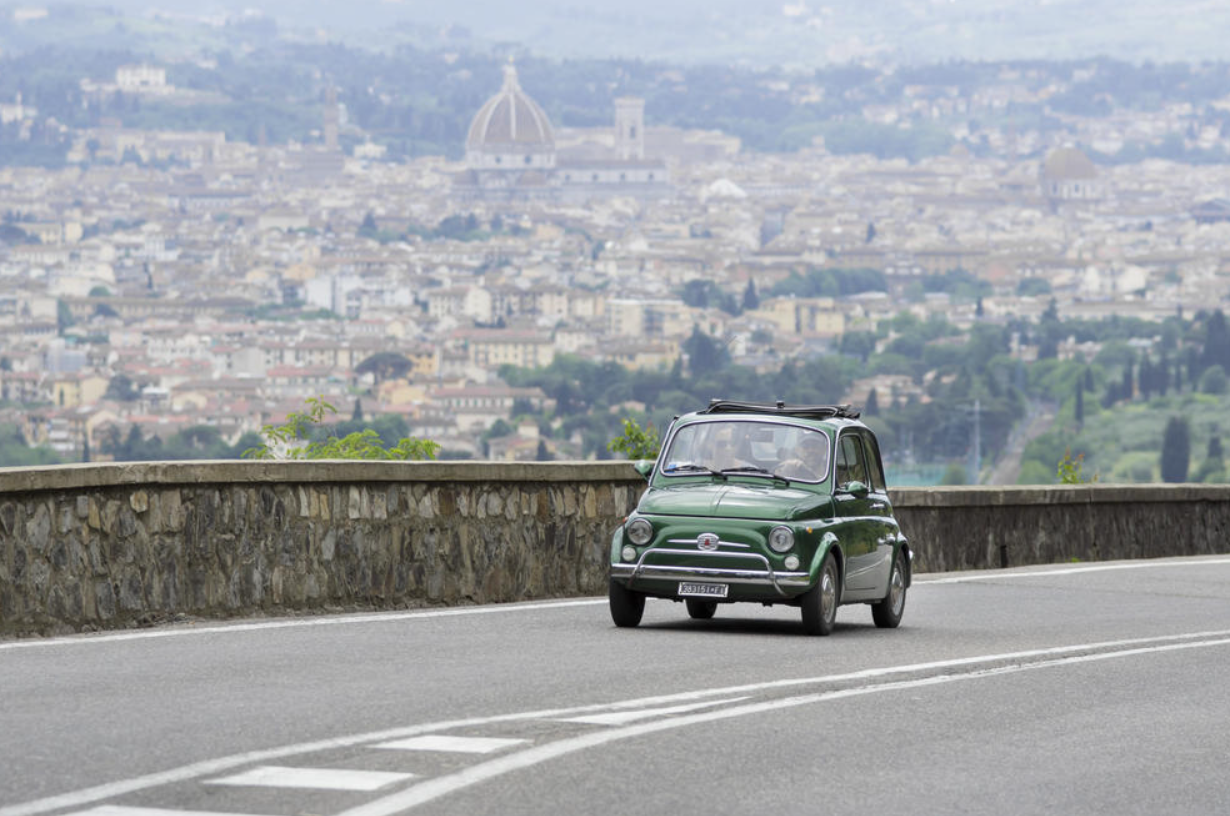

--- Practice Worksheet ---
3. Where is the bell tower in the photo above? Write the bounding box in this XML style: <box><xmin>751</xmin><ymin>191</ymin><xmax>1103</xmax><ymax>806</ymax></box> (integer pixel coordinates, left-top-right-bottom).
<box><xmin>614</xmin><ymin>97</ymin><xmax>645</xmax><ymax>160</ymax></box>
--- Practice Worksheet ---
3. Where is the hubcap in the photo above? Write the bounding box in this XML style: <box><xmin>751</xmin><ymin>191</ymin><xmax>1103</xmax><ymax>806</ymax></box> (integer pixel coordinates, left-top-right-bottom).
<box><xmin>821</xmin><ymin>568</ymin><xmax>836</xmax><ymax>621</ymax></box>
<box><xmin>890</xmin><ymin>562</ymin><xmax>905</xmax><ymax>615</ymax></box>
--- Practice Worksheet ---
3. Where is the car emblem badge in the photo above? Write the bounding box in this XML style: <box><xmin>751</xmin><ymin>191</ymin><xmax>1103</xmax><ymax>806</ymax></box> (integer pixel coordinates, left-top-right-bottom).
<box><xmin>697</xmin><ymin>533</ymin><xmax>719</xmax><ymax>551</ymax></box>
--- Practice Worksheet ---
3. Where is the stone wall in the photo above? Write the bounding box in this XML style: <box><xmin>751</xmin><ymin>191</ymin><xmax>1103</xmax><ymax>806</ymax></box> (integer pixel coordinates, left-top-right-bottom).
<box><xmin>0</xmin><ymin>461</ymin><xmax>645</xmax><ymax>637</ymax></box>
<box><xmin>891</xmin><ymin>484</ymin><xmax>1230</xmax><ymax>573</ymax></box>
<box><xmin>1</xmin><ymin>463</ymin><xmax>1228</xmax><ymax>637</ymax></box>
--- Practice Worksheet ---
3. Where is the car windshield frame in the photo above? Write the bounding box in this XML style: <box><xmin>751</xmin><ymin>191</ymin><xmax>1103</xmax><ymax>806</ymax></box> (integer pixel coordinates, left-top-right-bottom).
<box><xmin>658</xmin><ymin>418</ymin><xmax>832</xmax><ymax>484</ymax></box>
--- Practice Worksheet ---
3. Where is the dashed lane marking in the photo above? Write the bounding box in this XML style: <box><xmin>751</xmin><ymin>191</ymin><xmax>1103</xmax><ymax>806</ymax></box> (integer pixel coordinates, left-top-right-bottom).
<box><xmin>205</xmin><ymin>766</ymin><xmax>412</xmax><ymax>791</ymax></box>
<box><xmin>373</xmin><ymin>736</ymin><xmax>528</xmax><ymax>754</ymax></box>
<box><xmin>333</xmin><ymin>634</ymin><xmax>1230</xmax><ymax>815</ymax></box>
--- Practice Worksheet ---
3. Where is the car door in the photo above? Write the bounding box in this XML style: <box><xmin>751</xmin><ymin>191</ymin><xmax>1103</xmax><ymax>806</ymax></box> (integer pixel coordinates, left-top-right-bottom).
<box><xmin>856</xmin><ymin>428</ymin><xmax>897</xmax><ymax>596</ymax></box>
<box><xmin>832</xmin><ymin>432</ymin><xmax>879</xmax><ymax>593</ymax></box>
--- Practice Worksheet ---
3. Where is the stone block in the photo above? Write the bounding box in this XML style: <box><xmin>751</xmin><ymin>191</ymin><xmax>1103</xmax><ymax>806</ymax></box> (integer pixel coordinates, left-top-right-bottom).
<box><xmin>130</xmin><ymin>491</ymin><xmax>148</xmax><ymax>514</ymax></box>
<box><xmin>28</xmin><ymin>503</ymin><xmax>50</xmax><ymax>554</ymax></box>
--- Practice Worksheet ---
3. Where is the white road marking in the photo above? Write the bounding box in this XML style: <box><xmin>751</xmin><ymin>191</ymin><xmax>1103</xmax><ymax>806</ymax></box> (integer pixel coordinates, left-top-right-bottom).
<box><xmin>66</xmin><ymin>807</ymin><xmax>275</xmax><ymax>816</ymax></box>
<box><xmin>557</xmin><ymin>696</ymin><xmax>752</xmax><ymax>725</ymax></box>
<box><xmin>0</xmin><ymin>599</ymin><xmax>608</xmax><ymax>652</ymax></box>
<box><xmin>918</xmin><ymin>556</ymin><xmax>1230</xmax><ymax>584</ymax></box>
<box><xmin>334</xmin><ymin>634</ymin><xmax>1230</xmax><ymax>815</ymax></box>
<box><xmin>373</xmin><ymin>736</ymin><xmax>528</xmax><ymax>754</ymax></box>
<box><xmin>205</xmin><ymin>766</ymin><xmax>412</xmax><ymax>791</ymax></box>
<box><xmin>9</xmin><ymin>628</ymin><xmax>1230</xmax><ymax>816</ymax></box>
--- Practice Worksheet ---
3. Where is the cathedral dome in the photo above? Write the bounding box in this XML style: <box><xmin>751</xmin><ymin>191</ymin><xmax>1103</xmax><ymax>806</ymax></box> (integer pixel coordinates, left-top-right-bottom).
<box><xmin>1042</xmin><ymin>147</ymin><xmax>1096</xmax><ymax>180</ymax></box>
<box><xmin>466</xmin><ymin>64</ymin><xmax>555</xmax><ymax>153</ymax></box>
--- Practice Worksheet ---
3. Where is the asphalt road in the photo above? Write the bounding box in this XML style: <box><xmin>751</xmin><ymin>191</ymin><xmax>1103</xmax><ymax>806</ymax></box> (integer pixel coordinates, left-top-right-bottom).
<box><xmin>3</xmin><ymin>555</ymin><xmax>1230</xmax><ymax>816</ymax></box>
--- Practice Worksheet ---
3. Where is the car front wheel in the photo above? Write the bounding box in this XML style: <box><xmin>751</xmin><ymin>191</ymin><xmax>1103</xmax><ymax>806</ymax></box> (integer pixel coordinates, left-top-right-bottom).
<box><xmin>685</xmin><ymin>599</ymin><xmax>717</xmax><ymax>620</ymax></box>
<box><xmin>800</xmin><ymin>553</ymin><xmax>839</xmax><ymax>636</ymax></box>
<box><xmin>871</xmin><ymin>549</ymin><xmax>907</xmax><ymax>629</ymax></box>
<box><xmin>609</xmin><ymin>578</ymin><xmax>646</xmax><ymax>628</ymax></box>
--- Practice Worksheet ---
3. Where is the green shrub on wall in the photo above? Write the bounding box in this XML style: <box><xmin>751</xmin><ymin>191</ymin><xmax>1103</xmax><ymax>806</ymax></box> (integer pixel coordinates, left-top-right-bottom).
<box><xmin>243</xmin><ymin>396</ymin><xmax>440</xmax><ymax>461</ymax></box>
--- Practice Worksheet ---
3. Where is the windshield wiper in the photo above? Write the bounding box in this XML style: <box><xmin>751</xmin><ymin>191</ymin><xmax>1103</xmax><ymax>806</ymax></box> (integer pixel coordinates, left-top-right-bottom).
<box><xmin>719</xmin><ymin>466</ymin><xmax>793</xmax><ymax>486</ymax></box>
<box><xmin>667</xmin><ymin>463</ymin><xmax>727</xmax><ymax>480</ymax></box>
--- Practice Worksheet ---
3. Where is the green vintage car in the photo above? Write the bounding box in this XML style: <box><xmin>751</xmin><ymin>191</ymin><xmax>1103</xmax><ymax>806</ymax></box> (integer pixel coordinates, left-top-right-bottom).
<box><xmin>609</xmin><ymin>400</ymin><xmax>910</xmax><ymax>636</ymax></box>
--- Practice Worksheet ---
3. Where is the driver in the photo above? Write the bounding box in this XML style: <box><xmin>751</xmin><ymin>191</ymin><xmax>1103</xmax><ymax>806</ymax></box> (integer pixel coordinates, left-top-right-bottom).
<box><xmin>709</xmin><ymin>426</ymin><xmax>754</xmax><ymax>470</ymax></box>
<box><xmin>777</xmin><ymin>433</ymin><xmax>827</xmax><ymax>480</ymax></box>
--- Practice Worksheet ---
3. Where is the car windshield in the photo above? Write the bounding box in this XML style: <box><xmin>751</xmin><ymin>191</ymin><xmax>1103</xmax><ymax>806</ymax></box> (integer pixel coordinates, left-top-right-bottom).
<box><xmin>660</xmin><ymin>420</ymin><xmax>830</xmax><ymax>483</ymax></box>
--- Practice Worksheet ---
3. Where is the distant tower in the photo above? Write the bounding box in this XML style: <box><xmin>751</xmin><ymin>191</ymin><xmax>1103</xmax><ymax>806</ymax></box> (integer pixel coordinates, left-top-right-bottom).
<box><xmin>614</xmin><ymin>97</ymin><xmax>645</xmax><ymax>160</ymax></box>
<box><xmin>323</xmin><ymin>86</ymin><xmax>339</xmax><ymax>151</ymax></box>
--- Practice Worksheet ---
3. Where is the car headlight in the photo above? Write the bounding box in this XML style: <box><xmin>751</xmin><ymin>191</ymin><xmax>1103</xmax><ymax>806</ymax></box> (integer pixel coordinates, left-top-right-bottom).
<box><xmin>626</xmin><ymin>518</ymin><xmax>653</xmax><ymax>546</ymax></box>
<box><xmin>768</xmin><ymin>526</ymin><xmax>795</xmax><ymax>553</ymax></box>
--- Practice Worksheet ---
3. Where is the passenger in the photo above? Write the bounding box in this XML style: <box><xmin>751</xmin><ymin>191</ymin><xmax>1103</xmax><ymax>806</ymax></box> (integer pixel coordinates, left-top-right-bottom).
<box><xmin>777</xmin><ymin>433</ymin><xmax>827</xmax><ymax>480</ymax></box>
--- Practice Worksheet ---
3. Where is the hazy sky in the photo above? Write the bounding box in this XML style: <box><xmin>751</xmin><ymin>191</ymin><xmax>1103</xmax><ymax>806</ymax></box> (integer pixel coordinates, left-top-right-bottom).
<box><xmin>15</xmin><ymin>1</ymin><xmax>1230</xmax><ymax>65</ymax></box>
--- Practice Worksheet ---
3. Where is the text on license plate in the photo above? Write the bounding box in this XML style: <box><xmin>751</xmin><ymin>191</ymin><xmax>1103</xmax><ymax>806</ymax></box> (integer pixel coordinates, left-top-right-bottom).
<box><xmin>678</xmin><ymin>582</ymin><xmax>729</xmax><ymax>598</ymax></box>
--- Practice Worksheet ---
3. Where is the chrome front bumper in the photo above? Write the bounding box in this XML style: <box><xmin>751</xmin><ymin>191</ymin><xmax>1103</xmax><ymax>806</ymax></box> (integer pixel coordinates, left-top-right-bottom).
<box><xmin>611</xmin><ymin>547</ymin><xmax>811</xmax><ymax>597</ymax></box>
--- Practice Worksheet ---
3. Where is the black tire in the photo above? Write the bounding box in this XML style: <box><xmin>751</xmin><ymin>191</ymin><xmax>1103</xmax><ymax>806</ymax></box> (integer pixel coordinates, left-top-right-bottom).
<box><xmin>609</xmin><ymin>578</ymin><xmax>645</xmax><ymax>628</ymax></box>
<box><xmin>871</xmin><ymin>549</ymin><xmax>907</xmax><ymax>629</ymax></box>
<box><xmin>685</xmin><ymin>599</ymin><xmax>717</xmax><ymax>620</ymax></box>
<box><xmin>800</xmin><ymin>553</ymin><xmax>839</xmax><ymax>636</ymax></box>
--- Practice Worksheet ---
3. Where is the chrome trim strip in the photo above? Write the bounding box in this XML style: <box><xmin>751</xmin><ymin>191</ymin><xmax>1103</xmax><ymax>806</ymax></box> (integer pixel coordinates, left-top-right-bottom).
<box><xmin>623</xmin><ymin>547</ymin><xmax>802</xmax><ymax>596</ymax></box>
<box><xmin>612</xmin><ymin>562</ymin><xmax>810</xmax><ymax>590</ymax></box>
<box><xmin>666</xmin><ymin>537</ymin><xmax>751</xmax><ymax>549</ymax></box>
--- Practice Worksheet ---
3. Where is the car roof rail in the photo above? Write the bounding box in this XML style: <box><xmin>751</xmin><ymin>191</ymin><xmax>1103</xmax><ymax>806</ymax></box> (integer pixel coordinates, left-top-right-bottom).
<box><xmin>700</xmin><ymin>399</ymin><xmax>862</xmax><ymax>420</ymax></box>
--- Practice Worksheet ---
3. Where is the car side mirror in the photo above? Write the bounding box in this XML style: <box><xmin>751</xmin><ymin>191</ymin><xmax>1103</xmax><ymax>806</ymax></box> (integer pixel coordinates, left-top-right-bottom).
<box><xmin>633</xmin><ymin>459</ymin><xmax>655</xmax><ymax>479</ymax></box>
<box><xmin>840</xmin><ymin>480</ymin><xmax>869</xmax><ymax>498</ymax></box>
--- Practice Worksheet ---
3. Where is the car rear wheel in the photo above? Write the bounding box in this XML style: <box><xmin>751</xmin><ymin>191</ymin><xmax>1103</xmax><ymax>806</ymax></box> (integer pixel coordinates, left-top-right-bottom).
<box><xmin>871</xmin><ymin>549</ymin><xmax>907</xmax><ymax>629</ymax></box>
<box><xmin>800</xmin><ymin>553</ymin><xmax>839</xmax><ymax>636</ymax></box>
<box><xmin>609</xmin><ymin>578</ymin><xmax>646</xmax><ymax>628</ymax></box>
<box><xmin>685</xmin><ymin>599</ymin><xmax>717</xmax><ymax>620</ymax></box>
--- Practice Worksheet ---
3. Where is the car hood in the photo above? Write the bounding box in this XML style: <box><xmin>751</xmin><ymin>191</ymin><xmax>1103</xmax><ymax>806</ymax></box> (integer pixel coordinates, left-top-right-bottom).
<box><xmin>639</xmin><ymin>483</ymin><xmax>830</xmax><ymax>521</ymax></box>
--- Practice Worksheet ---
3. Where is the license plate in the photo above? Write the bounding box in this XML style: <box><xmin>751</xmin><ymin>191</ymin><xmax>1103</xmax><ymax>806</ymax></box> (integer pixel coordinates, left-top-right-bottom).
<box><xmin>678</xmin><ymin>582</ymin><xmax>728</xmax><ymax>598</ymax></box>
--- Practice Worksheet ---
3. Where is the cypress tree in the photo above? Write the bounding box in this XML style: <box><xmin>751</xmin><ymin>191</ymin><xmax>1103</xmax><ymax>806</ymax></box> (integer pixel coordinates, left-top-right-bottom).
<box><xmin>1075</xmin><ymin>380</ymin><xmax>1084</xmax><ymax>425</ymax></box>
<box><xmin>1202</xmin><ymin>309</ymin><xmax>1229</xmax><ymax>371</ymax></box>
<box><xmin>742</xmin><ymin>279</ymin><xmax>760</xmax><ymax>311</ymax></box>
<box><xmin>1160</xmin><ymin>416</ymin><xmax>1191</xmax><ymax>483</ymax></box>
<box><xmin>865</xmin><ymin>388</ymin><xmax>879</xmax><ymax>416</ymax></box>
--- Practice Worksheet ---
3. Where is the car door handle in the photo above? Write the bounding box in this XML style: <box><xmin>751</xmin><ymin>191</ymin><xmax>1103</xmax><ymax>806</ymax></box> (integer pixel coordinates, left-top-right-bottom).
<box><xmin>870</xmin><ymin>502</ymin><xmax>886</xmax><ymax>510</ymax></box>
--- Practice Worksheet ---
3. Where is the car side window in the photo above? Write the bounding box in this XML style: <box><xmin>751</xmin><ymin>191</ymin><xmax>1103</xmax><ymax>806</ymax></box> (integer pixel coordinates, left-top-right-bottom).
<box><xmin>835</xmin><ymin>434</ymin><xmax>868</xmax><ymax>488</ymax></box>
<box><xmin>860</xmin><ymin>431</ymin><xmax>887</xmax><ymax>493</ymax></box>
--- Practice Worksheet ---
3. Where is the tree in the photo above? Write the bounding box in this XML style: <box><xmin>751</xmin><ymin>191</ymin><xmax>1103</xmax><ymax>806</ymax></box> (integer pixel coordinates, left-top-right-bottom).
<box><xmin>56</xmin><ymin>300</ymin><xmax>74</xmax><ymax>336</ymax></box>
<box><xmin>354</xmin><ymin>352</ymin><xmax>413</xmax><ymax>385</ymax></box>
<box><xmin>608</xmin><ymin>417</ymin><xmax>660</xmax><ymax>460</ymax></box>
<box><xmin>352</xmin><ymin>398</ymin><xmax>363</xmax><ymax>421</ymax></box>
<box><xmin>1195</xmin><ymin>430</ymin><xmax>1225</xmax><ymax>482</ymax></box>
<box><xmin>1198</xmin><ymin>364</ymin><xmax>1227</xmax><ymax>395</ymax></box>
<box><xmin>1200</xmin><ymin>309</ymin><xmax>1229</xmax><ymax>373</ymax></box>
<box><xmin>244</xmin><ymin>397</ymin><xmax>439</xmax><ymax>460</ymax></box>
<box><xmin>682</xmin><ymin>325</ymin><xmax>729</xmax><ymax>377</ymax></box>
<box><xmin>1160</xmin><ymin>416</ymin><xmax>1191</xmax><ymax>483</ymax></box>
<box><xmin>741</xmin><ymin>279</ymin><xmax>760</xmax><ymax>311</ymax></box>
<box><xmin>359</xmin><ymin>212</ymin><xmax>378</xmax><ymax>234</ymax></box>
<box><xmin>864</xmin><ymin>388</ymin><xmax>879</xmax><ymax>417</ymax></box>
<box><xmin>535</xmin><ymin>439</ymin><xmax>552</xmax><ymax>461</ymax></box>
<box><xmin>1074</xmin><ymin>380</ymin><xmax>1084</xmax><ymax>425</ymax></box>
<box><xmin>865</xmin><ymin>221</ymin><xmax>876</xmax><ymax>243</ymax></box>
<box><xmin>104</xmin><ymin>374</ymin><xmax>140</xmax><ymax>402</ymax></box>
